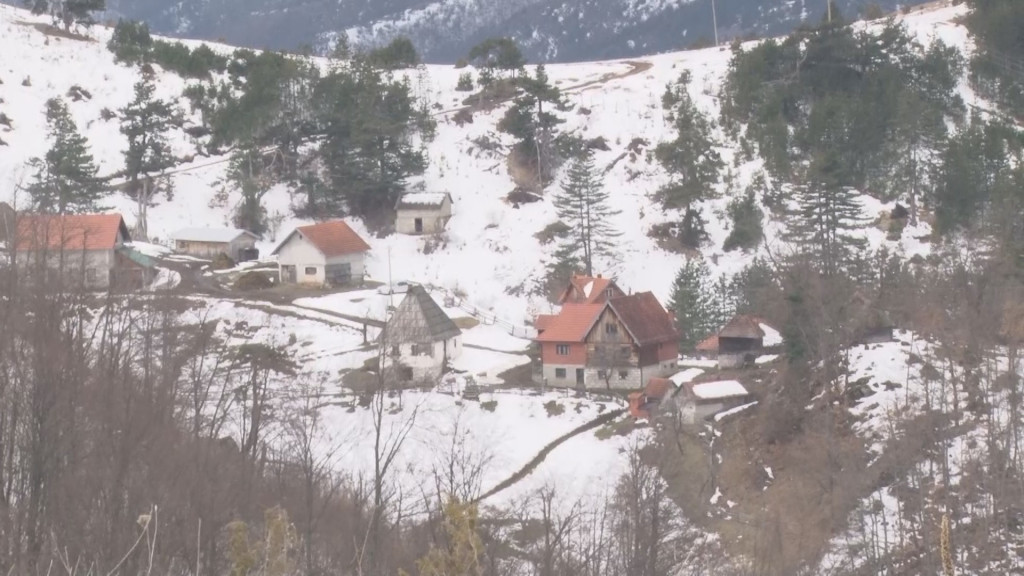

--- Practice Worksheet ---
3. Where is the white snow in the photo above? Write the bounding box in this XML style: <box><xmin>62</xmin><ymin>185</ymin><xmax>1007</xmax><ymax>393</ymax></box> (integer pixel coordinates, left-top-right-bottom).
<box><xmin>691</xmin><ymin>380</ymin><xmax>749</xmax><ymax>400</ymax></box>
<box><xmin>713</xmin><ymin>401</ymin><xmax>758</xmax><ymax>422</ymax></box>
<box><xmin>755</xmin><ymin>354</ymin><xmax>779</xmax><ymax>365</ymax></box>
<box><xmin>398</xmin><ymin>192</ymin><xmax>448</xmax><ymax>206</ymax></box>
<box><xmin>669</xmin><ymin>367</ymin><xmax>705</xmax><ymax>386</ymax></box>
<box><xmin>679</xmin><ymin>358</ymin><xmax>719</xmax><ymax>368</ymax></box>
<box><xmin>759</xmin><ymin>323</ymin><xmax>783</xmax><ymax>347</ymax></box>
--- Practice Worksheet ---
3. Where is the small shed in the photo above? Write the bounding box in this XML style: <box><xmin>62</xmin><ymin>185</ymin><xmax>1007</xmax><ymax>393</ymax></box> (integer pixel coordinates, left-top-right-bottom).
<box><xmin>717</xmin><ymin>315</ymin><xmax>765</xmax><ymax>368</ymax></box>
<box><xmin>674</xmin><ymin>380</ymin><xmax>751</xmax><ymax>425</ymax></box>
<box><xmin>170</xmin><ymin>227</ymin><xmax>259</xmax><ymax>262</ymax></box>
<box><xmin>628</xmin><ymin>377</ymin><xmax>673</xmax><ymax>420</ymax></box>
<box><xmin>395</xmin><ymin>192</ymin><xmax>453</xmax><ymax>235</ymax></box>
<box><xmin>382</xmin><ymin>285</ymin><xmax>462</xmax><ymax>382</ymax></box>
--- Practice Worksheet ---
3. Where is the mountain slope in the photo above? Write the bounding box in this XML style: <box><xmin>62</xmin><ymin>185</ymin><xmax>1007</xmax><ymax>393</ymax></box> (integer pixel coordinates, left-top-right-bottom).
<box><xmin>5</xmin><ymin>0</ymin><xmax>934</xmax><ymax>62</ymax></box>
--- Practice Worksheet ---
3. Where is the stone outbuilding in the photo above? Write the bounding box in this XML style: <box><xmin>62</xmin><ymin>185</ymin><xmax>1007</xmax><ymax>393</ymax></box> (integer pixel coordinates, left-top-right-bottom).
<box><xmin>273</xmin><ymin>220</ymin><xmax>370</xmax><ymax>286</ymax></box>
<box><xmin>395</xmin><ymin>192</ymin><xmax>453</xmax><ymax>235</ymax></box>
<box><xmin>382</xmin><ymin>285</ymin><xmax>462</xmax><ymax>382</ymax></box>
<box><xmin>170</xmin><ymin>227</ymin><xmax>259</xmax><ymax>262</ymax></box>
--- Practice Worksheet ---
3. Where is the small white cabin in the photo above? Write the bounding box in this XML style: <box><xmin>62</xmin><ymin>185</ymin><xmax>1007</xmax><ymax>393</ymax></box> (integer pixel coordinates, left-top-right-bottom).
<box><xmin>674</xmin><ymin>380</ymin><xmax>751</xmax><ymax>425</ymax></box>
<box><xmin>272</xmin><ymin>220</ymin><xmax>370</xmax><ymax>286</ymax></box>
<box><xmin>395</xmin><ymin>193</ymin><xmax>453</xmax><ymax>235</ymax></box>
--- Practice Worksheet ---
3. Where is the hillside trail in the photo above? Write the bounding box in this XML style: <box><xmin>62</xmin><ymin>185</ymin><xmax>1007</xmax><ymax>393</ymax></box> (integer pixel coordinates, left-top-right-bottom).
<box><xmin>473</xmin><ymin>407</ymin><xmax>625</xmax><ymax>504</ymax></box>
<box><xmin>435</xmin><ymin>60</ymin><xmax>654</xmax><ymax>118</ymax></box>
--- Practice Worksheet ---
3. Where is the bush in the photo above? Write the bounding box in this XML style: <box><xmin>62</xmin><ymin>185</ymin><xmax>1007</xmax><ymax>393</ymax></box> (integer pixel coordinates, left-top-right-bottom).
<box><xmin>723</xmin><ymin>190</ymin><xmax>764</xmax><ymax>252</ymax></box>
<box><xmin>234</xmin><ymin>271</ymin><xmax>274</xmax><ymax>291</ymax></box>
<box><xmin>455</xmin><ymin>72</ymin><xmax>474</xmax><ymax>92</ymax></box>
<box><xmin>152</xmin><ymin>40</ymin><xmax>228</xmax><ymax>79</ymax></box>
<box><xmin>211</xmin><ymin>253</ymin><xmax>236</xmax><ymax>270</ymax></box>
<box><xmin>108</xmin><ymin>19</ymin><xmax>152</xmax><ymax>65</ymax></box>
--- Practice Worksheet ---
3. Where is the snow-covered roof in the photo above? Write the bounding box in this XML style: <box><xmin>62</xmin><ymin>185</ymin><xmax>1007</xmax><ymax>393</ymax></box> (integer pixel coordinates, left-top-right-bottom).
<box><xmin>690</xmin><ymin>380</ymin><xmax>749</xmax><ymax>400</ymax></box>
<box><xmin>669</xmin><ymin>368</ymin><xmax>704</xmax><ymax>386</ymax></box>
<box><xmin>760</xmin><ymin>323</ymin><xmax>783</xmax><ymax>347</ymax></box>
<box><xmin>171</xmin><ymin>227</ymin><xmax>257</xmax><ymax>243</ymax></box>
<box><xmin>395</xmin><ymin>192</ymin><xmax>451</xmax><ymax>210</ymax></box>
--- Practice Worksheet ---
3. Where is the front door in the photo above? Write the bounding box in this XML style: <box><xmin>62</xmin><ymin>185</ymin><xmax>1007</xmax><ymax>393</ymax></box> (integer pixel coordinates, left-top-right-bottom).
<box><xmin>414</xmin><ymin>218</ymin><xmax>423</xmax><ymax>233</ymax></box>
<box><xmin>575</xmin><ymin>368</ymin><xmax>585</xmax><ymax>387</ymax></box>
<box><xmin>281</xmin><ymin>265</ymin><xmax>296</xmax><ymax>283</ymax></box>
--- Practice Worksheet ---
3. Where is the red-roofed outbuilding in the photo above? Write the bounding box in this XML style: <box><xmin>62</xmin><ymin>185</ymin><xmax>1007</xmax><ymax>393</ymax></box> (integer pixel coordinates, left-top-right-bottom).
<box><xmin>273</xmin><ymin>220</ymin><xmax>371</xmax><ymax>286</ymax></box>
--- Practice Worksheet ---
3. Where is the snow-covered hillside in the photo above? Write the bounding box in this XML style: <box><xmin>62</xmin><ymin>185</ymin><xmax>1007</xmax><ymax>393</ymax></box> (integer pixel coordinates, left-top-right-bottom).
<box><xmin>0</xmin><ymin>1</ymin><xmax>976</xmax><ymax>329</ymax></box>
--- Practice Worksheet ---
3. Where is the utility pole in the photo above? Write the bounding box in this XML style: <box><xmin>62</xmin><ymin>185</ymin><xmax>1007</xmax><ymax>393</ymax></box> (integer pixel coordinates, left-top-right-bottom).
<box><xmin>711</xmin><ymin>0</ymin><xmax>719</xmax><ymax>46</ymax></box>
<box><xmin>827</xmin><ymin>0</ymin><xmax>832</xmax><ymax>23</ymax></box>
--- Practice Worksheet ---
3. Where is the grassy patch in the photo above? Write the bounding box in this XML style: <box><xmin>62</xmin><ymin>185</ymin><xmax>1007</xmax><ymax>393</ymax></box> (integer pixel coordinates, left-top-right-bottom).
<box><xmin>543</xmin><ymin>400</ymin><xmax>565</xmax><ymax>417</ymax></box>
<box><xmin>453</xmin><ymin>316</ymin><xmax>481</xmax><ymax>329</ymax></box>
<box><xmin>594</xmin><ymin>417</ymin><xmax>639</xmax><ymax>440</ymax></box>
<box><xmin>534</xmin><ymin>221</ymin><xmax>571</xmax><ymax>245</ymax></box>
<box><xmin>480</xmin><ymin>400</ymin><xmax>498</xmax><ymax>412</ymax></box>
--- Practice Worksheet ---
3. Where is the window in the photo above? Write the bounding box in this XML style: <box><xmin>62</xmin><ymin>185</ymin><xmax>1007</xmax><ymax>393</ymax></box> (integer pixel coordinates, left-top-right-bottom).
<box><xmin>556</xmin><ymin>344</ymin><xmax>570</xmax><ymax>356</ymax></box>
<box><xmin>618</xmin><ymin>370</ymin><xmax>630</xmax><ymax>380</ymax></box>
<box><xmin>85</xmin><ymin>268</ymin><xmax>98</xmax><ymax>282</ymax></box>
<box><xmin>391</xmin><ymin>345</ymin><xmax>400</xmax><ymax>356</ymax></box>
<box><xmin>605</xmin><ymin>323</ymin><xmax>618</xmax><ymax>335</ymax></box>
<box><xmin>399</xmin><ymin>366</ymin><xmax>413</xmax><ymax>381</ymax></box>
<box><xmin>597</xmin><ymin>369</ymin><xmax>608</xmax><ymax>380</ymax></box>
<box><xmin>411</xmin><ymin>343</ymin><xmax>432</xmax><ymax>357</ymax></box>
<box><xmin>620</xmin><ymin>346</ymin><xmax>632</xmax><ymax>359</ymax></box>
<box><xmin>304</xmin><ymin>266</ymin><xmax>317</xmax><ymax>276</ymax></box>
<box><xmin>555</xmin><ymin>368</ymin><xmax>567</xmax><ymax>379</ymax></box>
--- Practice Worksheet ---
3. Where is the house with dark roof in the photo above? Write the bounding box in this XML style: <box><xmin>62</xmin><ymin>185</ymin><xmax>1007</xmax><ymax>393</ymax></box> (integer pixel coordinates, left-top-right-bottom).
<box><xmin>536</xmin><ymin>291</ymin><xmax>678</xmax><ymax>390</ymax></box>
<box><xmin>382</xmin><ymin>285</ymin><xmax>462</xmax><ymax>382</ymax></box>
<box><xmin>395</xmin><ymin>192</ymin><xmax>453</xmax><ymax>235</ymax></box>
<box><xmin>13</xmin><ymin>212</ymin><xmax>153</xmax><ymax>290</ymax></box>
<box><xmin>696</xmin><ymin>314</ymin><xmax>782</xmax><ymax>368</ymax></box>
<box><xmin>272</xmin><ymin>220</ymin><xmax>370</xmax><ymax>286</ymax></box>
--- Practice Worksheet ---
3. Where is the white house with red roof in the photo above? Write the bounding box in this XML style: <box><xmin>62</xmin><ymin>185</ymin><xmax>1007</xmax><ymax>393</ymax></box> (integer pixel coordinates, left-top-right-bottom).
<box><xmin>13</xmin><ymin>212</ymin><xmax>151</xmax><ymax>290</ymax></box>
<box><xmin>272</xmin><ymin>220</ymin><xmax>371</xmax><ymax>286</ymax></box>
<box><xmin>535</xmin><ymin>275</ymin><xmax>678</xmax><ymax>390</ymax></box>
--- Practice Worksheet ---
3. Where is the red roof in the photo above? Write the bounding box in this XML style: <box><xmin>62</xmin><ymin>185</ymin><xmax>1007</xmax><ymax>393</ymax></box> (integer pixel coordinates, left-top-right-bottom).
<box><xmin>558</xmin><ymin>274</ymin><xmax>621</xmax><ymax>304</ymax></box>
<box><xmin>275</xmin><ymin>220</ymin><xmax>370</xmax><ymax>257</ymax></box>
<box><xmin>535</xmin><ymin>304</ymin><xmax>604</xmax><ymax>342</ymax></box>
<box><xmin>644</xmin><ymin>377</ymin><xmax>673</xmax><ymax>400</ymax></box>
<box><xmin>608</xmin><ymin>292</ymin><xmax>678</xmax><ymax>346</ymax></box>
<box><xmin>696</xmin><ymin>334</ymin><xmax>719</xmax><ymax>352</ymax></box>
<box><xmin>15</xmin><ymin>213</ymin><xmax>129</xmax><ymax>252</ymax></box>
<box><xmin>534</xmin><ymin>314</ymin><xmax>557</xmax><ymax>333</ymax></box>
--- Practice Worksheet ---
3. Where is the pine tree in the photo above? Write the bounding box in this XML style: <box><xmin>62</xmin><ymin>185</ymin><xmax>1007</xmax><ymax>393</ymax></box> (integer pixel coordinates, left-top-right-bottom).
<box><xmin>552</xmin><ymin>149</ymin><xmax>621</xmax><ymax>276</ymax></box>
<box><xmin>667</xmin><ymin>258</ymin><xmax>718</xmax><ymax>349</ymax></box>
<box><xmin>786</xmin><ymin>156</ymin><xmax>868</xmax><ymax>277</ymax></box>
<box><xmin>228</xmin><ymin>143</ymin><xmax>272</xmax><ymax>235</ymax></box>
<box><xmin>28</xmin><ymin>0</ymin><xmax>105</xmax><ymax>30</ymax></box>
<box><xmin>120</xmin><ymin>78</ymin><xmax>177</xmax><ymax>239</ymax></box>
<box><xmin>498</xmin><ymin>64</ymin><xmax>565</xmax><ymax>189</ymax></box>
<box><xmin>654</xmin><ymin>71</ymin><xmax>722</xmax><ymax>244</ymax></box>
<box><xmin>316</xmin><ymin>60</ymin><xmax>432</xmax><ymax>218</ymax></box>
<box><xmin>27</xmin><ymin>98</ymin><xmax>104</xmax><ymax>214</ymax></box>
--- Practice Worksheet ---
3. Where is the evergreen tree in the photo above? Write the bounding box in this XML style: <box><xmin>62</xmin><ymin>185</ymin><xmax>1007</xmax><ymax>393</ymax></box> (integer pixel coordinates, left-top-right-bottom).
<box><xmin>498</xmin><ymin>64</ymin><xmax>565</xmax><ymax>189</ymax></box>
<box><xmin>228</xmin><ymin>143</ymin><xmax>272</xmax><ymax>235</ymax></box>
<box><xmin>785</xmin><ymin>157</ymin><xmax>868</xmax><ymax>277</ymax></box>
<box><xmin>551</xmin><ymin>149</ymin><xmax>621</xmax><ymax>276</ymax></box>
<box><xmin>27</xmin><ymin>98</ymin><xmax>104</xmax><ymax>213</ymax></box>
<box><xmin>723</xmin><ymin>190</ymin><xmax>764</xmax><ymax>252</ymax></box>
<box><xmin>655</xmin><ymin>72</ymin><xmax>721</xmax><ymax>248</ymax></box>
<box><xmin>315</xmin><ymin>60</ymin><xmax>433</xmax><ymax>218</ymax></box>
<box><xmin>120</xmin><ymin>78</ymin><xmax>178</xmax><ymax>239</ymax></box>
<box><xmin>107</xmin><ymin>19</ymin><xmax>153</xmax><ymax>65</ymax></box>
<box><xmin>28</xmin><ymin>0</ymin><xmax>104</xmax><ymax>30</ymax></box>
<box><xmin>467</xmin><ymin>37</ymin><xmax>526</xmax><ymax>81</ymax></box>
<box><xmin>667</xmin><ymin>258</ymin><xmax>718</xmax><ymax>349</ymax></box>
